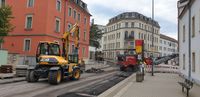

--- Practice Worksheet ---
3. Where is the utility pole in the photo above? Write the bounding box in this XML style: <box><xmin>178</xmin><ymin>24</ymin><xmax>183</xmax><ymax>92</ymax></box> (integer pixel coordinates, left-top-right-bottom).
<box><xmin>151</xmin><ymin>0</ymin><xmax>154</xmax><ymax>76</ymax></box>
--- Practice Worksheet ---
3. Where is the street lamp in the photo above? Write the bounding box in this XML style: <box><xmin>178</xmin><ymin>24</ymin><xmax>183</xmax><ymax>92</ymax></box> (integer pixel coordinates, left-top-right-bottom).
<box><xmin>151</xmin><ymin>0</ymin><xmax>154</xmax><ymax>76</ymax></box>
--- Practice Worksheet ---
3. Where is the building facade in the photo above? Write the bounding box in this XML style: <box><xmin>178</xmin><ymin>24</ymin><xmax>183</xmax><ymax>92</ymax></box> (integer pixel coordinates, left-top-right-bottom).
<box><xmin>178</xmin><ymin>0</ymin><xmax>200</xmax><ymax>84</ymax></box>
<box><xmin>159</xmin><ymin>34</ymin><xmax>178</xmax><ymax>57</ymax></box>
<box><xmin>2</xmin><ymin>0</ymin><xmax>91</xmax><ymax>65</ymax></box>
<box><xmin>102</xmin><ymin>12</ymin><xmax>160</xmax><ymax>60</ymax></box>
<box><xmin>96</xmin><ymin>24</ymin><xmax>106</xmax><ymax>51</ymax></box>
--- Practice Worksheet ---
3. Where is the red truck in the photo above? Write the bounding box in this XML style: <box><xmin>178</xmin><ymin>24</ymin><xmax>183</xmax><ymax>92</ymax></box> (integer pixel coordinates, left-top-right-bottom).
<box><xmin>117</xmin><ymin>54</ymin><xmax>153</xmax><ymax>71</ymax></box>
<box><xmin>117</xmin><ymin>54</ymin><xmax>139</xmax><ymax>71</ymax></box>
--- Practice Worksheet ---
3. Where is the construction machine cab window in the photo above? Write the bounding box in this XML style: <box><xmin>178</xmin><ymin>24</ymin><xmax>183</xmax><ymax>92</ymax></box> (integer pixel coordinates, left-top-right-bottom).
<box><xmin>38</xmin><ymin>43</ymin><xmax>60</xmax><ymax>56</ymax></box>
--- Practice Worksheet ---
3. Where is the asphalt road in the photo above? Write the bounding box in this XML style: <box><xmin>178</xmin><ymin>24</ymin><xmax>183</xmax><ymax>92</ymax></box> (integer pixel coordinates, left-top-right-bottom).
<box><xmin>0</xmin><ymin>67</ymin><xmax>119</xmax><ymax>97</ymax></box>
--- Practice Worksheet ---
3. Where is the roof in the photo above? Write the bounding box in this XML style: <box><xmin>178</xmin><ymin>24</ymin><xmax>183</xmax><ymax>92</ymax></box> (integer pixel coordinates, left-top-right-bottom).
<box><xmin>69</xmin><ymin>0</ymin><xmax>92</xmax><ymax>16</ymax></box>
<box><xmin>160</xmin><ymin>34</ymin><xmax>178</xmax><ymax>43</ymax></box>
<box><xmin>107</xmin><ymin>12</ymin><xmax>160</xmax><ymax>28</ymax></box>
<box><xmin>178</xmin><ymin>0</ymin><xmax>195</xmax><ymax>18</ymax></box>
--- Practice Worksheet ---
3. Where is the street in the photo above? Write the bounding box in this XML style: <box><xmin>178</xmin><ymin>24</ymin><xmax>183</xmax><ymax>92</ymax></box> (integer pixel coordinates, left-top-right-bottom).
<box><xmin>0</xmin><ymin>65</ymin><xmax>132</xmax><ymax>97</ymax></box>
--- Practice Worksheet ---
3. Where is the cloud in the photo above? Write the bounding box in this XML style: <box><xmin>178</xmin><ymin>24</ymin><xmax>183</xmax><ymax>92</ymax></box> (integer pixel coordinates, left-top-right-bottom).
<box><xmin>83</xmin><ymin>0</ymin><xmax>178</xmax><ymax>39</ymax></box>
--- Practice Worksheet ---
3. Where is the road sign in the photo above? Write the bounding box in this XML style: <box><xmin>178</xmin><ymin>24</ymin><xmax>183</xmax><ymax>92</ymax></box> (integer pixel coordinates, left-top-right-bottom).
<box><xmin>135</xmin><ymin>40</ymin><xmax>143</xmax><ymax>54</ymax></box>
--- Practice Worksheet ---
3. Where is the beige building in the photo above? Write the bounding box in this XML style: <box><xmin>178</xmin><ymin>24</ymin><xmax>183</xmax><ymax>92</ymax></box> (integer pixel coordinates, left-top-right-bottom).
<box><xmin>102</xmin><ymin>12</ymin><xmax>160</xmax><ymax>60</ymax></box>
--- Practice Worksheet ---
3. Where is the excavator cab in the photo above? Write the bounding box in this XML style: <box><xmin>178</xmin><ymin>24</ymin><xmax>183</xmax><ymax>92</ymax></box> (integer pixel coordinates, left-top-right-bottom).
<box><xmin>36</xmin><ymin>42</ymin><xmax>61</xmax><ymax>63</ymax></box>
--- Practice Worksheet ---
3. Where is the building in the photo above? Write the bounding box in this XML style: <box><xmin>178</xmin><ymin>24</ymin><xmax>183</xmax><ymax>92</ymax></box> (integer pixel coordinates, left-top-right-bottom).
<box><xmin>1</xmin><ymin>0</ymin><xmax>91</xmax><ymax>65</ymax></box>
<box><xmin>178</xmin><ymin>0</ymin><xmax>200</xmax><ymax>84</ymax></box>
<box><xmin>102</xmin><ymin>12</ymin><xmax>160</xmax><ymax>60</ymax></box>
<box><xmin>96</xmin><ymin>24</ymin><xmax>106</xmax><ymax>51</ymax></box>
<box><xmin>159</xmin><ymin>34</ymin><xmax>178</xmax><ymax>57</ymax></box>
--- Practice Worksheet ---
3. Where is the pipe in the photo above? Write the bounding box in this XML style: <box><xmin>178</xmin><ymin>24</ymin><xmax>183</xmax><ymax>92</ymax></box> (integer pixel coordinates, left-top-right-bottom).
<box><xmin>188</xmin><ymin>1</ymin><xmax>191</xmax><ymax>80</ymax></box>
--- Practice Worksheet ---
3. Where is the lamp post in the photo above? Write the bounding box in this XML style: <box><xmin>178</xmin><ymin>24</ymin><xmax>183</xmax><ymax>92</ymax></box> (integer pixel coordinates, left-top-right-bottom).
<box><xmin>151</xmin><ymin>0</ymin><xmax>154</xmax><ymax>76</ymax></box>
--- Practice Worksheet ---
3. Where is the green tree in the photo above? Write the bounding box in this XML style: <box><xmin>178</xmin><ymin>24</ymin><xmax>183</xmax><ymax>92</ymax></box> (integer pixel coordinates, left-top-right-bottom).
<box><xmin>0</xmin><ymin>6</ymin><xmax>14</xmax><ymax>45</ymax></box>
<box><xmin>89</xmin><ymin>24</ymin><xmax>102</xmax><ymax>48</ymax></box>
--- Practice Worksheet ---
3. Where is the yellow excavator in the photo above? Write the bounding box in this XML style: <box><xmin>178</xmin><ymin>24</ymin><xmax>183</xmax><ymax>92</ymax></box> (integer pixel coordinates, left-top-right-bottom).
<box><xmin>26</xmin><ymin>23</ymin><xmax>83</xmax><ymax>84</ymax></box>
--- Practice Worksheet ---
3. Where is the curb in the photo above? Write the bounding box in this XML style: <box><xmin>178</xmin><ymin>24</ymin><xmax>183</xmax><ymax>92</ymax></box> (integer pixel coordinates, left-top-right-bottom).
<box><xmin>98</xmin><ymin>73</ymin><xmax>136</xmax><ymax>97</ymax></box>
<box><xmin>0</xmin><ymin>78</ymin><xmax>26</xmax><ymax>84</ymax></box>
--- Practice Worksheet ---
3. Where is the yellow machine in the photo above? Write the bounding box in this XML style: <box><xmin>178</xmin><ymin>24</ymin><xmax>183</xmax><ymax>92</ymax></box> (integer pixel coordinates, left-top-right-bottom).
<box><xmin>26</xmin><ymin>23</ymin><xmax>82</xmax><ymax>84</ymax></box>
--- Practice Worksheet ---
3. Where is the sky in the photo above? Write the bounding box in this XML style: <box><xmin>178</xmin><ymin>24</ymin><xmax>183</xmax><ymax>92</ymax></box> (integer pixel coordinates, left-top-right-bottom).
<box><xmin>84</xmin><ymin>0</ymin><xmax>178</xmax><ymax>40</ymax></box>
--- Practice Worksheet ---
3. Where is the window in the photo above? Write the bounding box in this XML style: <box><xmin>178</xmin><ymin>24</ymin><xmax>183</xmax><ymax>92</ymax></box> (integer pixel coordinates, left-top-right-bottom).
<box><xmin>56</xmin><ymin>0</ymin><xmax>61</xmax><ymax>11</ymax></box>
<box><xmin>75</xmin><ymin>0</ymin><xmax>79</xmax><ymax>4</ymax></box>
<box><xmin>71</xmin><ymin>44</ymin><xmax>75</xmax><ymax>53</ymax></box>
<box><xmin>164</xmin><ymin>47</ymin><xmax>166</xmax><ymax>51</ymax></box>
<box><xmin>192</xmin><ymin>16</ymin><xmax>195</xmax><ymax>37</ymax></box>
<box><xmin>104</xmin><ymin>36</ymin><xmax>107</xmax><ymax>41</ymax></box>
<box><xmin>138</xmin><ymin>33</ymin><xmax>140</xmax><ymax>39</ymax></box>
<box><xmin>84</xmin><ymin>31</ymin><xmax>86</xmax><ymax>40</ymax></box>
<box><xmin>183</xmin><ymin>54</ymin><xmax>185</xmax><ymax>70</ymax></box>
<box><xmin>27</xmin><ymin>0</ymin><xmax>34</xmax><ymax>7</ymax></box>
<box><xmin>82</xmin><ymin>47</ymin><xmax>85</xmax><ymax>57</ymax></box>
<box><xmin>131</xmin><ymin>31</ymin><xmax>134</xmax><ymax>37</ymax></box>
<box><xmin>24</xmin><ymin>39</ymin><xmax>31</xmax><ymax>51</ymax></box>
<box><xmin>103</xmin><ymin>44</ymin><xmax>106</xmax><ymax>49</ymax></box>
<box><xmin>130</xmin><ymin>42</ymin><xmax>134</xmax><ymax>45</ymax></box>
<box><xmin>159</xmin><ymin>46</ymin><xmax>162</xmax><ymax>50</ymax></box>
<box><xmin>141</xmin><ymin>33</ymin><xmax>143</xmax><ymax>39</ymax></box>
<box><xmin>125</xmin><ymin>22</ymin><xmax>128</xmax><ymax>28</ymax></box>
<box><xmin>131</xmin><ymin>22</ymin><xmax>134</xmax><ymax>27</ymax></box>
<box><xmin>84</xmin><ymin>17</ymin><xmax>87</xmax><ymax>24</ymax></box>
<box><xmin>67</xmin><ymin>23</ymin><xmax>72</xmax><ymax>31</ymax></box>
<box><xmin>116</xmin><ymin>42</ymin><xmax>120</xmax><ymax>48</ymax></box>
<box><xmin>73</xmin><ymin>10</ymin><xmax>76</xmax><ymax>19</ymax></box>
<box><xmin>142</xmin><ymin>24</ymin><xmax>143</xmax><ymax>29</ymax></box>
<box><xmin>78</xmin><ymin>13</ymin><xmax>81</xmax><ymax>21</ymax></box>
<box><xmin>0</xmin><ymin>42</ymin><xmax>2</xmax><ymax>49</ymax></box>
<box><xmin>145</xmin><ymin>25</ymin><xmax>147</xmax><ymax>30</ymax></box>
<box><xmin>55</xmin><ymin>18</ymin><xmax>60</xmax><ymax>32</ymax></box>
<box><xmin>25</xmin><ymin>15</ymin><xmax>33</xmax><ymax>29</ymax></box>
<box><xmin>68</xmin><ymin>7</ymin><xmax>72</xmax><ymax>16</ymax></box>
<box><xmin>0</xmin><ymin>0</ymin><xmax>5</xmax><ymax>7</ymax></box>
<box><xmin>125</xmin><ymin>31</ymin><xmax>128</xmax><ymax>39</ymax></box>
<box><xmin>139</xmin><ymin>23</ymin><xmax>141</xmax><ymax>28</ymax></box>
<box><xmin>192</xmin><ymin>52</ymin><xmax>195</xmax><ymax>72</ymax></box>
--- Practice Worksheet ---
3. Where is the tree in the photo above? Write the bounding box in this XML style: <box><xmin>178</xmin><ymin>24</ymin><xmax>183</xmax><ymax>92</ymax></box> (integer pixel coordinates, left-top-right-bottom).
<box><xmin>0</xmin><ymin>6</ymin><xmax>14</xmax><ymax>46</ymax></box>
<box><xmin>89</xmin><ymin>24</ymin><xmax>102</xmax><ymax>48</ymax></box>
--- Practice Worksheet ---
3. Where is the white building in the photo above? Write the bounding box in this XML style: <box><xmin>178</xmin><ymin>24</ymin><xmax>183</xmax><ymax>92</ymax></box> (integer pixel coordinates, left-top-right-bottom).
<box><xmin>96</xmin><ymin>25</ymin><xmax>106</xmax><ymax>51</ymax></box>
<box><xmin>159</xmin><ymin>34</ymin><xmax>178</xmax><ymax>57</ymax></box>
<box><xmin>102</xmin><ymin>12</ymin><xmax>160</xmax><ymax>60</ymax></box>
<box><xmin>178</xmin><ymin>0</ymin><xmax>200</xmax><ymax>84</ymax></box>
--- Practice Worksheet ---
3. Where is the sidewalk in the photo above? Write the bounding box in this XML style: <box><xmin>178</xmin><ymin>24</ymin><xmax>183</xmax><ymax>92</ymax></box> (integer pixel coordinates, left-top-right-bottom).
<box><xmin>114</xmin><ymin>73</ymin><xmax>200</xmax><ymax>97</ymax></box>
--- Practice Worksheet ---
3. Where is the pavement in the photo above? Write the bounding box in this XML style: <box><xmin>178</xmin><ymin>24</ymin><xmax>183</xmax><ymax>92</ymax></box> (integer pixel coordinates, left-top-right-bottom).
<box><xmin>111</xmin><ymin>73</ymin><xmax>200</xmax><ymax>97</ymax></box>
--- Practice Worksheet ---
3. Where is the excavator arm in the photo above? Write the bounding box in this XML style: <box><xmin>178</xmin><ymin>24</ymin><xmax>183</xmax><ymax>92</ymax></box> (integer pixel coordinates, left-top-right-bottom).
<box><xmin>62</xmin><ymin>23</ymin><xmax>79</xmax><ymax>61</ymax></box>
